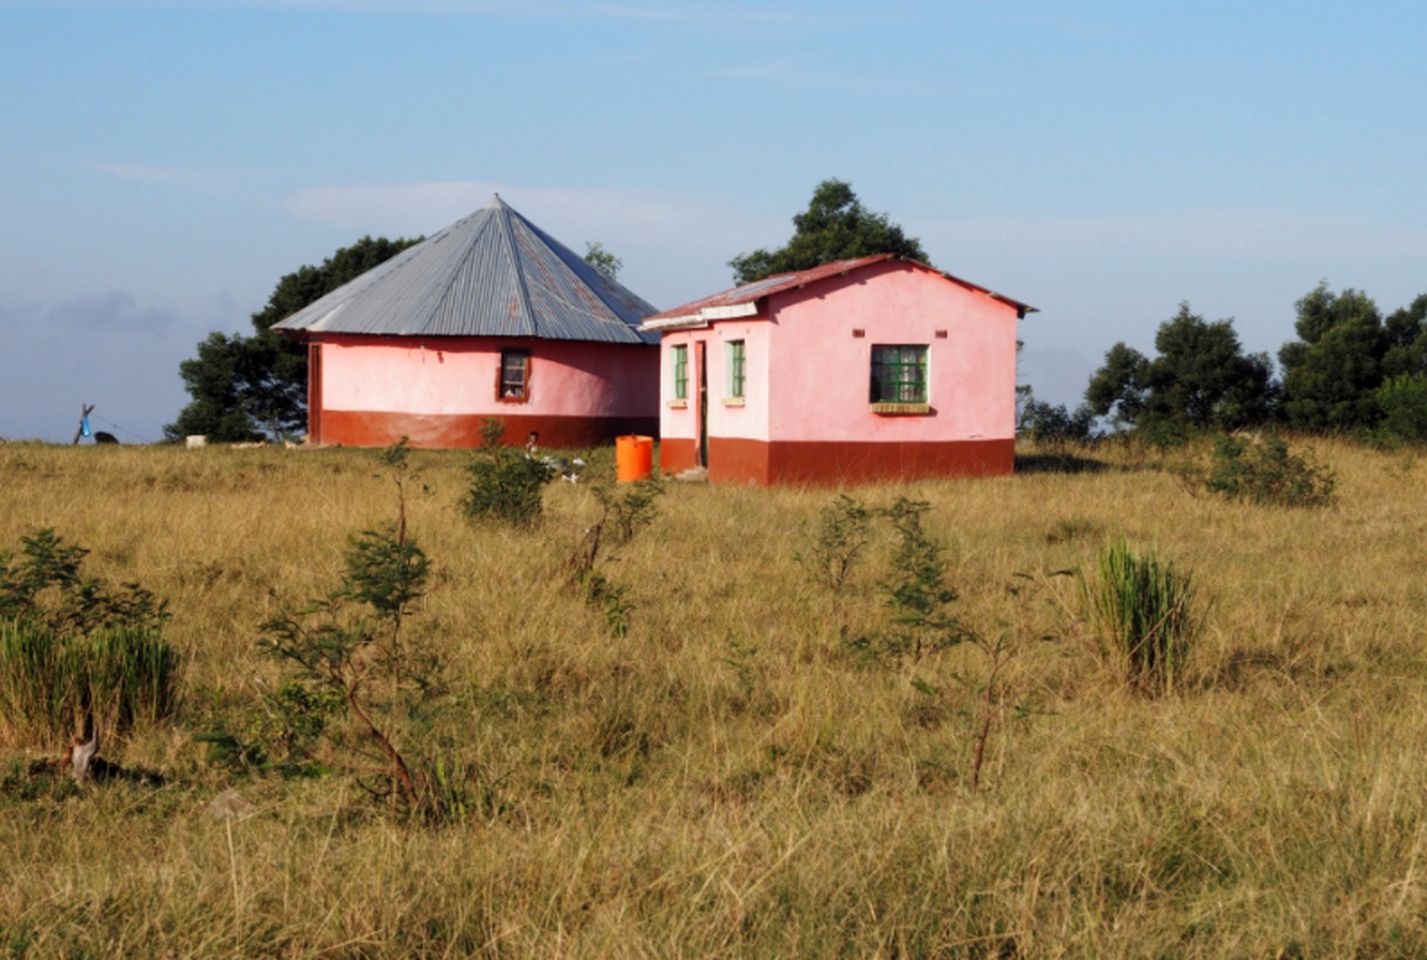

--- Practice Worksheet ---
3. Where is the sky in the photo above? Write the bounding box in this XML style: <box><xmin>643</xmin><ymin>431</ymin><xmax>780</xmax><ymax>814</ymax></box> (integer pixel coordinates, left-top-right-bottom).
<box><xmin>2</xmin><ymin>0</ymin><xmax>1425</xmax><ymax>442</ymax></box>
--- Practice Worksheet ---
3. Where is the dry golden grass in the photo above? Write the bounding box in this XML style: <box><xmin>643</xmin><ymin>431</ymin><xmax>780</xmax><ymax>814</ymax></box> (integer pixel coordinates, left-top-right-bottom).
<box><xmin>2</xmin><ymin>438</ymin><xmax>1426</xmax><ymax>957</ymax></box>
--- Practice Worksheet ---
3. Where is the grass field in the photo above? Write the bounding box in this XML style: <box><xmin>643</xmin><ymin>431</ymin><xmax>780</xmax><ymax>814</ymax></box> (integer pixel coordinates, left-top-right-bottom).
<box><xmin>2</xmin><ymin>437</ymin><xmax>1426</xmax><ymax>957</ymax></box>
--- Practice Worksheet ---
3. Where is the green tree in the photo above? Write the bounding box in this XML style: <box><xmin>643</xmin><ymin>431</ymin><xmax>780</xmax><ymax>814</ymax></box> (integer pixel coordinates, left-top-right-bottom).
<box><xmin>1377</xmin><ymin>294</ymin><xmax>1427</xmax><ymax>442</ymax></box>
<box><xmin>728</xmin><ymin>179</ymin><xmax>928</xmax><ymax>284</ymax></box>
<box><xmin>1381</xmin><ymin>294</ymin><xmax>1427</xmax><ymax>380</ymax></box>
<box><xmin>1376</xmin><ymin>374</ymin><xmax>1427</xmax><ymax>442</ymax></box>
<box><xmin>583</xmin><ymin>242</ymin><xmax>622</xmax><ymax>281</ymax></box>
<box><xmin>1086</xmin><ymin>303</ymin><xmax>1274</xmax><ymax>434</ymax></box>
<box><xmin>166</xmin><ymin>235</ymin><xmax>421</xmax><ymax>442</ymax></box>
<box><xmin>1085</xmin><ymin>342</ymin><xmax>1151</xmax><ymax>428</ymax></box>
<box><xmin>1277</xmin><ymin>284</ymin><xmax>1390</xmax><ymax>432</ymax></box>
<box><xmin>1020</xmin><ymin>398</ymin><xmax>1097</xmax><ymax>445</ymax></box>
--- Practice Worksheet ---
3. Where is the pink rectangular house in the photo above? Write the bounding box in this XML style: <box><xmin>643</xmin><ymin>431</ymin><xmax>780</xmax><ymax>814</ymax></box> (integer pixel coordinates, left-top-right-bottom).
<box><xmin>640</xmin><ymin>255</ymin><xmax>1035</xmax><ymax>485</ymax></box>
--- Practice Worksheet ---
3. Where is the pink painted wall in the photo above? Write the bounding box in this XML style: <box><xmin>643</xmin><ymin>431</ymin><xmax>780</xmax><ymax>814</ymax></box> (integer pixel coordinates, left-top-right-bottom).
<box><xmin>766</xmin><ymin>262</ymin><xmax>1018</xmax><ymax>442</ymax></box>
<box><xmin>316</xmin><ymin>334</ymin><xmax>658</xmax><ymax>418</ymax></box>
<box><xmin>656</xmin><ymin>261</ymin><xmax>1019</xmax><ymax>446</ymax></box>
<box><xmin>657</xmin><ymin>322</ymin><xmax>773</xmax><ymax>443</ymax></box>
<box><xmin>658</xmin><ymin>330</ymin><xmax>695</xmax><ymax>442</ymax></box>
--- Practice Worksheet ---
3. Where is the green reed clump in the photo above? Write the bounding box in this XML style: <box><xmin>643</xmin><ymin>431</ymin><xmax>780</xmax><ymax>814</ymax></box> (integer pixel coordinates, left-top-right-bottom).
<box><xmin>0</xmin><ymin>621</ymin><xmax>179</xmax><ymax>748</ymax></box>
<box><xmin>0</xmin><ymin>528</ymin><xmax>177</xmax><ymax>748</ymax></box>
<box><xmin>1085</xmin><ymin>539</ymin><xmax>1199</xmax><ymax>696</ymax></box>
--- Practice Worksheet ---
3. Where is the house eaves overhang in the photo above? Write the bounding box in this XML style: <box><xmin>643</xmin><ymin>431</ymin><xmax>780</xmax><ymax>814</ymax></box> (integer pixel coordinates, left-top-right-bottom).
<box><xmin>639</xmin><ymin>302</ymin><xmax>759</xmax><ymax>332</ymax></box>
<box><xmin>639</xmin><ymin>255</ymin><xmax>1037</xmax><ymax>333</ymax></box>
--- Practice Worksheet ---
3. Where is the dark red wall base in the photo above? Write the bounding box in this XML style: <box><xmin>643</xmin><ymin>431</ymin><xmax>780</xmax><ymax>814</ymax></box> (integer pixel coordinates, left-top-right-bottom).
<box><xmin>658</xmin><ymin>436</ymin><xmax>1014</xmax><ymax>485</ymax></box>
<box><xmin>318</xmin><ymin>410</ymin><xmax>659</xmax><ymax>450</ymax></box>
<box><xmin>659</xmin><ymin>438</ymin><xmax>699</xmax><ymax>476</ymax></box>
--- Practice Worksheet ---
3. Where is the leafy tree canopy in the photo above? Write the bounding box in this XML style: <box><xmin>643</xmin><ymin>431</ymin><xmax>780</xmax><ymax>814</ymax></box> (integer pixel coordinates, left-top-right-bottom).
<box><xmin>583</xmin><ymin>242</ymin><xmax>622</xmax><ymax>281</ymax></box>
<box><xmin>166</xmin><ymin>235</ymin><xmax>421</xmax><ymax>442</ymax></box>
<box><xmin>1381</xmin><ymin>293</ymin><xmax>1427</xmax><ymax>381</ymax></box>
<box><xmin>1086</xmin><ymin>303</ymin><xmax>1274</xmax><ymax>435</ymax></box>
<box><xmin>728</xmin><ymin>179</ymin><xmax>928</xmax><ymax>284</ymax></box>
<box><xmin>1376</xmin><ymin>294</ymin><xmax>1427</xmax><ymax>443</ymax></box>
<box><xmin>1277</xmin><ymin>284</ymin><xmax>1392</xmax><ymax>432</ymax></box>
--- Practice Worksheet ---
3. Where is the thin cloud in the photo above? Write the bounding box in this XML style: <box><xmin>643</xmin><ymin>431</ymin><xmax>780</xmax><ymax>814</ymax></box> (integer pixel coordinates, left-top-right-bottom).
<box><xmin>9</xmin><ymin>290</ymin><xmax>181</xmax><ymax>336</ymax></box>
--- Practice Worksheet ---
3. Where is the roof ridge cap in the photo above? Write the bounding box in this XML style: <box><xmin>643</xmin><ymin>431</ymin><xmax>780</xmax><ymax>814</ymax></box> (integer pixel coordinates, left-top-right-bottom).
<box><xmin>421</xmin><ymin>204</ymin><xmax>539</xmax><ymax>337</ymax></box>
<box><xmin>736</xmin><ymin>253</ymin><xmax>893</xmax><ymax>289</ymax></box>
<box><xmin>496</xmin><ymin>203</ymin><xmax>538</xmax><ymax>337</ymax></box>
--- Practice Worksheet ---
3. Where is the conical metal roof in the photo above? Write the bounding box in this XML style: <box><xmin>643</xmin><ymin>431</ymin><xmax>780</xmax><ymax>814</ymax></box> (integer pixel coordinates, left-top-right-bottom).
<box><xmin>271</xmin><ymin>196</ymin><xmax>658</xmax><ymax>344</ymax></box>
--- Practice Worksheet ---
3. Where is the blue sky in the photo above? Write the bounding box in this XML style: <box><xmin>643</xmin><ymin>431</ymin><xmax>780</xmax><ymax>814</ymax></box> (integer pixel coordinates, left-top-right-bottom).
<box><xmin>2</xmin><ymin>0</ymin><xmax>1425</xmax><ymax>441</ymax></box>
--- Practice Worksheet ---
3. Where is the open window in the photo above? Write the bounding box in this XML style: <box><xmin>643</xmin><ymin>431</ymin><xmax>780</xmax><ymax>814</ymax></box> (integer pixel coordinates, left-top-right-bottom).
<box><xmin>498</xmin><ymin>348</ymin><xmax>531</xmax><ymax>402</ymax></box>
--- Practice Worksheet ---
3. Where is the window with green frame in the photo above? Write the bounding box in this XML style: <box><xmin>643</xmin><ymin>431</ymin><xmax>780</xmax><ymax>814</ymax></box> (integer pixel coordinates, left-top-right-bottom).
<box><xmin>726</xmin><ymin>340</ymin><xmax>746</xmax><ymax>398</ymax></box>
<box><xmin>870</xmin><ymin>344</ymin><xmax>928</xmax><ymax>403</ymax></box>
<box><xmin>672</xmin><ymin>344</ymin><xmax>688</xmax><ymax>400</ymax></box>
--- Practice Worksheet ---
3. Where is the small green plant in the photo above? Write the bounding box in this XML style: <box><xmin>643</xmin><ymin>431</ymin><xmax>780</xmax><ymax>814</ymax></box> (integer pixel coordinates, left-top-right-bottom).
<box><xmin>1203</xmin><ymin>434</ymin><xmax>1337</xmax><ymax>507</ymax></box>
<box><xmin>850</xmin><ymin>498</ymin><xmax>968</xmax><ymax>663</ymax></box>
<box><xmin>606</xmin><ymin>477</ymin><xmax>665</xmax><ymax>547</ymax></box>
<box><xmin>461</xmin><ymin>419</ymin><xmax>555</xmax><ymax>525</ymax></box>
<box><xmin>196</xmin><ymin>679</ymin><xmax>343</xmax><ymax>778</ymax></box>
<box><xmin>0</xmin><ymin>528</ymin><xmax>167</xmax><ymax>636</ymax></box>
<box><xmin>1084</xmin><ymin>539</ymin><xmax>1199</xmax><ymax>696</ymax></box>
<box><xmin>582</xmin><ymin>571</ymin><xmax>632</xmax><ymax>638</ymax></box>
<box><xmin>881</xmin><ymin>498</ymin><xmax>967</xmax><ymax>658</ymax></box>
<box><xmin>258</xmin><ymin>441</ymin><xmax>458</xmax><ymax>819</ymax></box>
<box><xmin>797</xmin><ymin>494</ymin><xmax>872</xmax><ymax>593</ymax></box>
<box><xmin>0</xmin><ymin>529</ymin><xmax>176</xmax><ymax>750</ymax></box>
<box><xmin>720</xmin><ymin>634</ymin><xmax>759</xmax><ymax>704</ymax></box>
<box><xmin>565</xmin><ymin>480</ymin><xmax>664</xmax><ymax>637</ymax></box>
<box><xmin>911</xmin><ymin>628</ymin><xmax>1030</xmax><ymax>792</ymax></box>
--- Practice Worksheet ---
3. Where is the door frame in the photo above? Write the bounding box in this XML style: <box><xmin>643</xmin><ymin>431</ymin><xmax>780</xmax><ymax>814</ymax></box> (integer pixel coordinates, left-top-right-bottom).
<box><xmin>307</xmin><ymin>341</ymin><xmax>323</xmax><ymax>445</ymax></box>
<box><xmin>695</xmin><ymin>340</ymin><xmax>709</xmax><ymax>468</ymax></box>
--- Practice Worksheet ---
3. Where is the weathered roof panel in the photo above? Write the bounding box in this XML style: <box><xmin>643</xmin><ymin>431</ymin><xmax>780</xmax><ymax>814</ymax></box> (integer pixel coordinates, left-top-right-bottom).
<box><xmin>272</xmin><ymin>197</ymin><xmax>657</xmax><ymax>343</ymax></box>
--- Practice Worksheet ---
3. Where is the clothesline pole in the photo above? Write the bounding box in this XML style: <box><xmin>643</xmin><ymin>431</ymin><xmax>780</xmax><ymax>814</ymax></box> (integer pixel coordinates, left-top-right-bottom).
<box><xmin>72</xmin><ymin>403</ymin><xmax>95</xmax><ymax>446</ymax></box>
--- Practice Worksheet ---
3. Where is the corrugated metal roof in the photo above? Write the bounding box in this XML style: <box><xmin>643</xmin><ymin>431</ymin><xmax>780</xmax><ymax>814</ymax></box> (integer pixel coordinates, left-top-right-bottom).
<box><xmin>641</xmin><ymin>254</ymin><xmax>1037</xmax><ymax>329</ymax></box>
<box><xmin>271</xmin><ymin>196</ymin><xmax>659</xmax><ymax>344</ymax></box>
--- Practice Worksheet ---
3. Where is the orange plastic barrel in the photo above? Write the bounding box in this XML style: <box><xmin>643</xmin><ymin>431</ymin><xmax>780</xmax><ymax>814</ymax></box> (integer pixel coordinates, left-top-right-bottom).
<box><xmin>615</xmin><ymin>435</ymin><xmax>654</xmax><ymax>483</ymax></box>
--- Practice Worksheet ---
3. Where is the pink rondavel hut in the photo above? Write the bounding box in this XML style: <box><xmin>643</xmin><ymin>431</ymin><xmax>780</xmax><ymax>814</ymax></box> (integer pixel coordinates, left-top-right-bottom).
<box><xmin>272</xmin><ymin>196</ymin><xmax>660</xmax><ymax>449</ymax></box>
<box><xmin>641</xmin><ymin>255</ymin><xmax>1036</xmax><ymax>485</ymax></box>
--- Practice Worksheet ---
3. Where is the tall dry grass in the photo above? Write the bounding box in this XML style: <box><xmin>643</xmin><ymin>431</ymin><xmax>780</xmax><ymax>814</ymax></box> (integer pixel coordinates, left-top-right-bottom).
<box><xmin>1</xmin><ymin>437</ymin><xmax>1426</xmax><ymax>956</ymax></box>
